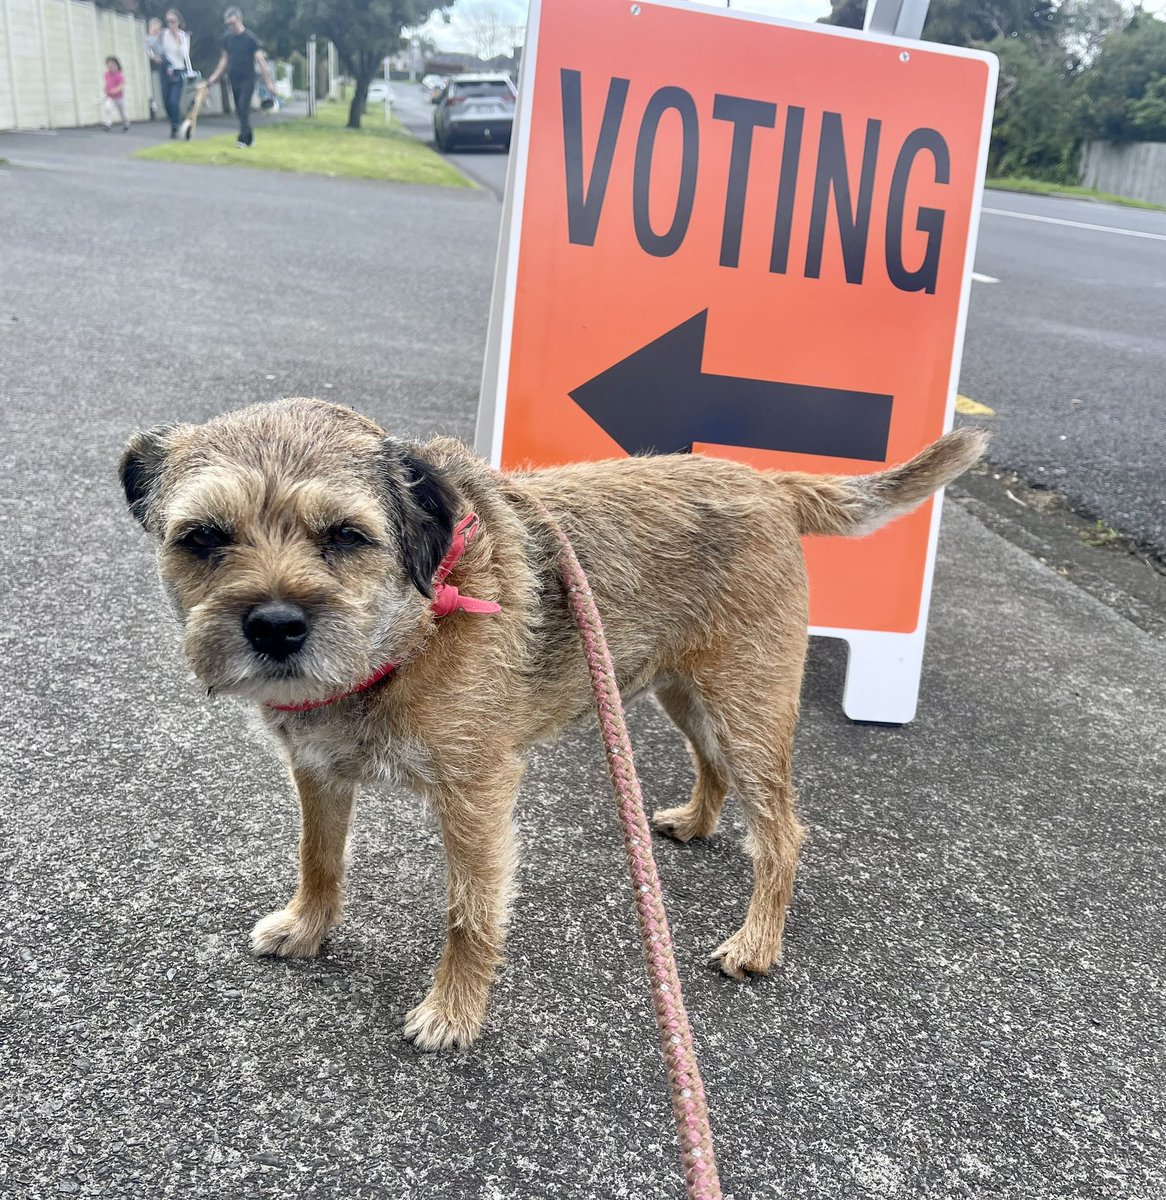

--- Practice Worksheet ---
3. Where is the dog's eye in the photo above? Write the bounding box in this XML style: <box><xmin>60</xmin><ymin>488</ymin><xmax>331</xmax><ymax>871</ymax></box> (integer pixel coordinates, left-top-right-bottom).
<box><xmin>178</xmin><ymin>525</ymin><xmax>231</xmax><ymax>556</ymax></box>
<box><xmin>328</xmin><ymin>525</ymin><xmax>370</xmax><ymax>550</ymax></box>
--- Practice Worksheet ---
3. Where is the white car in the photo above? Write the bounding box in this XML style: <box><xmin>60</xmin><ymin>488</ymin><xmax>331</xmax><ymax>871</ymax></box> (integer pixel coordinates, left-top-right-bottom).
<box><xmin>367</xmin><ymin>80</ymin><xmax>395</xmax><ymax>105</ymax></box>
<box><xmin>433</xmin><ymin>73</ymin><xmax>516</xmax><ymax>151</ymax></box>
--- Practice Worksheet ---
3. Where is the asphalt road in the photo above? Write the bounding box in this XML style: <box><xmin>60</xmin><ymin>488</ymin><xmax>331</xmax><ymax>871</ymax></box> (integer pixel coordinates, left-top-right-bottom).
<box><xmin>392</xmin><ymin>82</ymin><xmax>512</xmax><ymax>199</ymax></box>
<box><xmin>1</xmin><ymin>122</ymin><xmax>1165</xmax><ymax>1200</ymax></box>
<box><xmin>963</xmin><ymin>191</ymin><xmax>1166</xmax><ymax>553</ymax></box>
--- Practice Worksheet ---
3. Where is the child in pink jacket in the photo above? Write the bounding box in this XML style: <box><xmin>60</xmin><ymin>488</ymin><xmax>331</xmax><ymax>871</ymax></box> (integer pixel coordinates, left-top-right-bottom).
<box><xmin>103</xmin><ymin>57</ymin><xmax>129</xmax><ymax>131</ymax></box>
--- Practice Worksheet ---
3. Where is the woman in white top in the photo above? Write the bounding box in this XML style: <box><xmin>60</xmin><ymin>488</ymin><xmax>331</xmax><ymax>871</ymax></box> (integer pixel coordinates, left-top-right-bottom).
<box><xmin>160</xmin><ymin>8</ymin><xmax>191</xmax><ymax>138</ymax></box>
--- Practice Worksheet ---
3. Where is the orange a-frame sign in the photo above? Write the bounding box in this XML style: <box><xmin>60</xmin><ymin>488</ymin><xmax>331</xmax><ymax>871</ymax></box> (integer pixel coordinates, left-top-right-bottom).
<box><xmin>477</xmin><ymin>0</ymin><xmax>997</xmax><ymax>723</ymax></box>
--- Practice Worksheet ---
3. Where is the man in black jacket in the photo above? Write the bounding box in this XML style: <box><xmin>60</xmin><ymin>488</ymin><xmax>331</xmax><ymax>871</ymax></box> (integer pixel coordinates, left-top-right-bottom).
<box><xmin>205</xmin><ymin>7</ymin><xmax>276</xmax><ymax>148</ymax></box>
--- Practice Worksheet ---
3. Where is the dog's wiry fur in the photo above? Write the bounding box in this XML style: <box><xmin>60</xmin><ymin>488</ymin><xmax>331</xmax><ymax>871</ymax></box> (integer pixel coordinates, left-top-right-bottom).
<box><xmin>120</xmin><ymin>398</ymin><xmax>986</xmax><ymax>1050</ymax></box>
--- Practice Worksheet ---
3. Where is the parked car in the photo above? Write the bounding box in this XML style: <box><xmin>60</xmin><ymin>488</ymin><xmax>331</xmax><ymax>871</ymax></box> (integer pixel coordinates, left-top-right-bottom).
<box><xmin>433</xmin><ymin>73</ymin><xmax>516</xmax><ymax>151</ymax></box>
<box><xmin>367</xmin><ymin>80</ymin><xmax>394</xmax><ymax>105</ymax></box>
<box><xmin>422</xmin><ymin>74</ymin><xmax>447</xmax><ymax>102</ymax></box>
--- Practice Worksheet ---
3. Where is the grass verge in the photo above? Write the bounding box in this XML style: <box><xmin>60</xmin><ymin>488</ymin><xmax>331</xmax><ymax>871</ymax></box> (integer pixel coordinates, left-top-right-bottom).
<box><xmin>986</xmin><ymin>176</ymin><xmax>1166</xmax><ymax>212</ymax></box>
<box><xmin>136</xmin><ymin>99</ymin><xmax>471</xmax><ymax>188</ymax></box>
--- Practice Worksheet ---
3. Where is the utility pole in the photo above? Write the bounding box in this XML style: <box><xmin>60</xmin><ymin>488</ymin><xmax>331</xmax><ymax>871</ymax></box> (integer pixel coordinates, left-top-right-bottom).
<box><xmin>307</xmin><ymin>34</ymin><xmax>317</xmax><ymax>117</ymax></box>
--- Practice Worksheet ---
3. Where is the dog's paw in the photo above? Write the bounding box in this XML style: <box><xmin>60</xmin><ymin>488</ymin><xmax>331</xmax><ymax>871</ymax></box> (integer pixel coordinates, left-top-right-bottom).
<box><xmin>403</xmin><ymin>989</ymin><xmax>486</xmax><ymax>1052</ymax></box>
<box><xmin>710</xmin><ymin>929</ymin><xmax>780</xmax><ymax>982</ymax></box>
<box><xmin>250</xmin><ymin>905</ymin><xmax>336</xmax><ymax>958</ymax></box>
<box><xmin>651</xmin><ymin>803</ymin><xmax>716</xmax><ymax>844</ymax></box>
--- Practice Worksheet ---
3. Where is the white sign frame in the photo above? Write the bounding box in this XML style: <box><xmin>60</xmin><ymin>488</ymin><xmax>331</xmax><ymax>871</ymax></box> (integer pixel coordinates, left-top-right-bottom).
<box><xmin>476</xmin><ymin>0</ymin><xmax>997</xmax><ymax>724</ymax></box>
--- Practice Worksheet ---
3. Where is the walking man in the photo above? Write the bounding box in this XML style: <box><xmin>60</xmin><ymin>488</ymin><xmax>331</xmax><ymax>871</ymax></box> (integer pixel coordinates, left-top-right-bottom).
<box><xmin>205</xmin><ymin>7</ymin><xmax>275</xmax><ymax>148</ymax></box>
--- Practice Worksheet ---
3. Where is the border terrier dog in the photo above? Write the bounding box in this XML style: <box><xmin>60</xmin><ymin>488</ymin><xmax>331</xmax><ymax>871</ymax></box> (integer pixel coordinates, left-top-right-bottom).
<box><xmin>120</xmin><ymin>398</ymin><xmax>984</xmax><ymax>1050</ymax></box>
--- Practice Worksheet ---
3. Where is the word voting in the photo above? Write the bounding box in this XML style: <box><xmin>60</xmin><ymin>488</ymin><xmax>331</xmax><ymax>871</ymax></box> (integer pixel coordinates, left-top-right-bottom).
<box><xmin>561</xmin><ymin>69</ymin><xmax>953</xmax><ymax>295</ymax></box>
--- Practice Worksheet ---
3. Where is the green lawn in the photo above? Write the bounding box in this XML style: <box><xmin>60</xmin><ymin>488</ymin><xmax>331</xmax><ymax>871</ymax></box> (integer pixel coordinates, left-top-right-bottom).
<box><xmin>986</xmin><ymin>176</ymin><xmax>1166</xmax><ymax>212</ymax></box>
<box><xmin>137</xmin><ymin>99</ymin><xmax>471</xmax><ymax>188</ymax></box>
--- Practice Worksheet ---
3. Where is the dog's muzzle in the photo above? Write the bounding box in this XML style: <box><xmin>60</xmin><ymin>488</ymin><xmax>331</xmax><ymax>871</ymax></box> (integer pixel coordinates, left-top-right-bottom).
<box><xmin>243</xmin><ymin>600</ymin><xmax>310</xmax><ymax>661</ymax></box>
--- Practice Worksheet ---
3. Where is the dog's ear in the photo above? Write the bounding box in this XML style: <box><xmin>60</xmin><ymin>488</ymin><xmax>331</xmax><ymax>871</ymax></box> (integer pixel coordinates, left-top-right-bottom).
<box><xmin>384</xmin><ymin>443</ymin><xmax>458</xmax><ymax>597</ymax></box>
<box><xmin>119</xmin><ymin>426</ymin><xmax>178</xmax><ymax>530</ymax></box>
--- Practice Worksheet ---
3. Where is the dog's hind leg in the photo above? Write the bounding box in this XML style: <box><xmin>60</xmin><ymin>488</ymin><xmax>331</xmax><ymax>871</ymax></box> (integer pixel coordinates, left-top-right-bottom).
<box><xmin>692</xmin><ymin>659</ymin><xmax>807</xmax><ymax>980</ymax></box>
<box><xmin>403</xmin><ymin>753</ymin><xmax>524</xmax><ymax>1052</ymax></box>
<box><xmin>651</xmin><ymin>679</ymin><xmax>730</xmax><ymax>843</ymax></box>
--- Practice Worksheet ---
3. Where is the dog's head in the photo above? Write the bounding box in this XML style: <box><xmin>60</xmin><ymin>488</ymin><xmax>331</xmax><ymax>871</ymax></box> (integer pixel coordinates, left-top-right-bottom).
<box><xmin>119</xmin><ymin>399</ymin><xmax>458</xmax><ymax>706</ymax></box>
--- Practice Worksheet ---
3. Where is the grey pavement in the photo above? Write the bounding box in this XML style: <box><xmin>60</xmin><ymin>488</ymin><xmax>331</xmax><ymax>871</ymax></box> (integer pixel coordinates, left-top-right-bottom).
<box><xmin>963</xmin><ymin>189</ymin><xmax>1166</xmax><ymax>555</ymax></box>
<box><xmin>2</xmin><ymin>122</ymin><xmax>1165</xmax><ymax>1199</ymax></box>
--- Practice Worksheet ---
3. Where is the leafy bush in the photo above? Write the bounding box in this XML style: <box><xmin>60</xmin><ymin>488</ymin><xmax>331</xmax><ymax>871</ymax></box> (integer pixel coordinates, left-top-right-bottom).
<box><xmin>1126</xmin><ymin>74</ymin><xmax>1166</xmax><ymax>141</ymax></box>
<box><xmin>1079</xmin><ymin>15</ymin><xmax>1166</xmax><ymax>141</ymax></box>
<box><xmin>986</xmin><ymin>36</ymin><xmax>1080</xmax><ymax>182</ymax></box>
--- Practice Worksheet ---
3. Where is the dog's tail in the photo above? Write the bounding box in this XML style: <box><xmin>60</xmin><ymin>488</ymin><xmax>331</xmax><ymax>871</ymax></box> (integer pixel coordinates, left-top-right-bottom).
<box><xmin>783</xmin><ymin>427</ymin><xmax>988</xmax><ymax>538</ymax></box>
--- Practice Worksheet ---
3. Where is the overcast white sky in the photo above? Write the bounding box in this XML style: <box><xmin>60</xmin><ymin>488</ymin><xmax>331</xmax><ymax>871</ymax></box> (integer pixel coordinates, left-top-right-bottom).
<box><xmin>414</xmin><ymin>0</ymin><xmax>833</xmax><ymax>56</ymax></box>
<box><xmin>414</xmin><ymin>0</ymin><xmax>1166</xmax><ymax>56</ymax></box>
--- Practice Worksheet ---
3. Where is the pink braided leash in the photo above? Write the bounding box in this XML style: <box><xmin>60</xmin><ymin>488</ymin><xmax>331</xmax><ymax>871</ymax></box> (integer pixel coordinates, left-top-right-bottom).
<box><xmin>542</xmin><ymin>509</ymin><xmax>722</xmax><ymax>1200</ymax></box>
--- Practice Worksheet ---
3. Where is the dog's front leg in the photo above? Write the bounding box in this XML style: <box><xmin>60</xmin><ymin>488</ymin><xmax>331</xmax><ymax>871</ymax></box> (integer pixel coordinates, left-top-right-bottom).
<box><xmin>251</xmin><ymin>767</ymin><xmax>355</xmax><ymax>958</ymax></box>
<box><xmin>403</xmin><ymin>755</ymin><xmax>523</xmax><ymax>1051</ymax></box>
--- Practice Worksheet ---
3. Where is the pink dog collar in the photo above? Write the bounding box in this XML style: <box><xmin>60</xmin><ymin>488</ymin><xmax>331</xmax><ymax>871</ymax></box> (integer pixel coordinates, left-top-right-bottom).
<box><xmin>268</xmin><ymin>512</ymin><xmax>499</xmax><ymax>714</ymax></box>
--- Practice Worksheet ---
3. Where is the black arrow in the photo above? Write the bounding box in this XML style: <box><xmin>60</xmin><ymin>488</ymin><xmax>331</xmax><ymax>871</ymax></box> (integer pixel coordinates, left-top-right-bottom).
<box><xmin>569</xmin><ymin>310</ymin><xmax>893</xmax><ymax>462</ymax></box>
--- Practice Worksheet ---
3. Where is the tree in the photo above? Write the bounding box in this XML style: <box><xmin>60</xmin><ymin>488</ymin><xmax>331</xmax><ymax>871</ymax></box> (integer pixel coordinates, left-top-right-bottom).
<box><xmin>813</xmin><ymin>0</ymin><xmax>1166</xmax><ymax>185</ymax></box>
<box><xmin>985</xmin><ymin>35</ymin><xmax>1080</xmax><ymax>182</ymax></box>
<box><xmin>255</xmin><ymin>0</ymin><xmax>449</xmax><ymax>129</ymax></box>
<box><xmin>921</xmin><ymin>0</ymin><xmax>1060</xmax><ymax>48</ymax></box>
<box><xmin>819</xmin><ymin>0</ymin><xmax>1061</xmax><ymax>46</ymax></box>
<box><xmin>1078</xmin><ymin>13</ymin><xmax>1166</xmax><ymax>141</ymax></box>
<box><xmin>1059</xmin><ymin>0</ymin><xmax>1132</xmax><ymax>67</ymax></box>
<box><xmin>817</xmin><ymin>0</ymin><xmax>863</xmax><ymax>30</ymax></box>
<box><xmin>1126</xmin><ymin>73</ymin><xmax>1166</xmax><ymax>141</ymax></box>
<box><xmin>461</xmin><ymin>1</ymin><xmax>508</xmax><ymax>62</ymax></box>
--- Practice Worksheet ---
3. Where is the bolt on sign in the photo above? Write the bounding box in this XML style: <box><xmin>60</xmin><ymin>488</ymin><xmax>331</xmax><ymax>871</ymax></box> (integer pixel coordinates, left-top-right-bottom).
<box><xmin>476</xmin><ymin>0</ymin><xmax>998</xmax><ymax>723</ymax></box>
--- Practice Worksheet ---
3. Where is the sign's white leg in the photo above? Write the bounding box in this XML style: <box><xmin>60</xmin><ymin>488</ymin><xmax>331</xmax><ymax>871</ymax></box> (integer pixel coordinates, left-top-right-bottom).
<box><xmin>825</xmin><ymin>628</ymin><xmax>928</xmax><ymax>725</ymax></box>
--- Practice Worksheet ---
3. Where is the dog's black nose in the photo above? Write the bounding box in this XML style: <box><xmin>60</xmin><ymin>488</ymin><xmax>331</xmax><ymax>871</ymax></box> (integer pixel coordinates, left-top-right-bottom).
<box><xmin>244</xmin><ymin>601</ymin><xmax>310</xmax><ymax>660</ymax></box>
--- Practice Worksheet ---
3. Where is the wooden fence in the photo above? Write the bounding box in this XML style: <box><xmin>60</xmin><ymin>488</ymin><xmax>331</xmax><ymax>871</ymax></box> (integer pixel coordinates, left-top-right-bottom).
<box><xmin>0</xmin><ymin>0</ymin><xmax>150</xmax><ymax>131</ymax></box>
<box><xmin>1080</xmin><ymin>140</ymin><xmax>1166</xmax><ymax>207</ymax></box>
